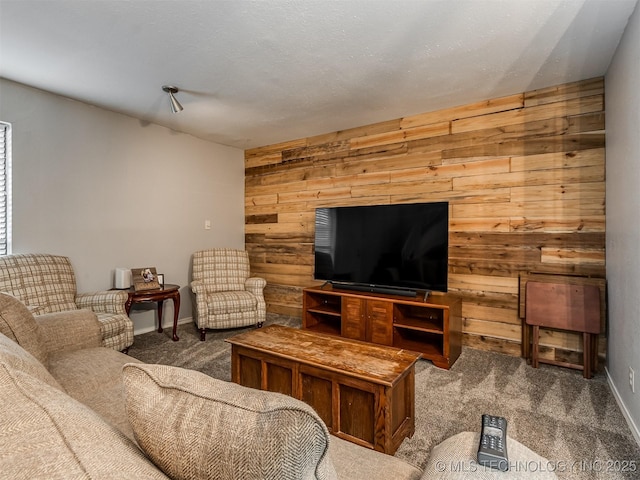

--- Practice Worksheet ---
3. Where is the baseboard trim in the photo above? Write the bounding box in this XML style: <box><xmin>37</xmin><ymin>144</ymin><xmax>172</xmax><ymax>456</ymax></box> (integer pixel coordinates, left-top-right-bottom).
<box><xmin>133</xmin><ymin>316</ymin><xmax>193</xmax><ymax>336</ymax></box>
<box><xmin>605</xmin><ymin>366</ymin><xmax>640</xmax><ymax>448</ymax></box>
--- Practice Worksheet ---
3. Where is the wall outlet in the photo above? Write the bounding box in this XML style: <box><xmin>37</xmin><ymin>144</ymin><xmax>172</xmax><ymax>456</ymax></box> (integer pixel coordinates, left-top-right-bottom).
<box><xmin>204</xmin><ymin>220</ymin><xmax>211</xmax><ymax>230</ymax></box>
<box><xmin>630</xmin><ymin>367</ymin><xmax>635</xmax><ymax>393</ymax></box>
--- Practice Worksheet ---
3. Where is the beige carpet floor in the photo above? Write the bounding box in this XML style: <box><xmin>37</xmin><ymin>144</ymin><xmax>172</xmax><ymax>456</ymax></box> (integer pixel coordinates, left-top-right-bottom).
<box><xmin>128</xmin><ymin>314</ymin><xmax>640</xmax><ymax>479</ymax></box>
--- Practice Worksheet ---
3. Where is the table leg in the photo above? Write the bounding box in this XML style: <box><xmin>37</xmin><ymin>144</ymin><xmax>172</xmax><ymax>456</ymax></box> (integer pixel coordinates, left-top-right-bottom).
<box><xmin>522</xmin><ymin>321</ymin><xmax>530</xmax><ymax>360</ymax></box>
<box><xmin>531</xmin><ymin>325</ymin><xmax>539</xmax><ymax>369</ymax></box>
<box><xmin>157</xmin><ymin>300</ymin><xmax>164</xmax><ymax>333</ymax></box>
<box><xmin>583</xmin><ymin>332</ymin><xmax>592</xmax><ymax>379</ymax></box>
<box><xmin>171</xmin><ymin>292</ymin><xmax>180</xmax><ymax>341</ymax></box>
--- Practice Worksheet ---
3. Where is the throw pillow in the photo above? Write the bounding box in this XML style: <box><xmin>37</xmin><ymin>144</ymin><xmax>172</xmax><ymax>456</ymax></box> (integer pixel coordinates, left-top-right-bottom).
<box><xmin>0</xmin><ymin>292</ymin><xmax>48</xmax><ymax>366</ymax></box>
<box><xmin>123</xmin><ymin>363</ymin><xmax>338</xmax><ymax>480</ymax></box>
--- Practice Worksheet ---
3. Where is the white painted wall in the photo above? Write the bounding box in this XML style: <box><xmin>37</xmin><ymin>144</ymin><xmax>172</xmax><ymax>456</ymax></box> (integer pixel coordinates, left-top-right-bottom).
<box><xmin>604</xmin><ymin>2</ymin><xmax>640</xmax><ymax>442</ymax></box>
<box><xmin>0</xmin><ymin>79</ymin><xmax>245</xmax><ymax>334</ymax></box>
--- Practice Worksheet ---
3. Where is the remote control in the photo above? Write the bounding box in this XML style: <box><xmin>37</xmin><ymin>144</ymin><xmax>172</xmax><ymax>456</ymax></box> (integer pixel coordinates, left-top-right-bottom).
<box><xmin>477</xmin><ymin>414</ymin><xmax>509</xmax><ymax>471</ymax></box>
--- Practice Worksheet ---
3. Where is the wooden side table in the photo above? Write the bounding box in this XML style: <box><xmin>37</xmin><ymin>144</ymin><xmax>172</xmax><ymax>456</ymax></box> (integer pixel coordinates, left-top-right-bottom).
<box><xmin>124</xmin><ymin>284</ymin><xmax>181</xmax><ymax>341</ymax></box>
<box><xmin>525</xmin><ymin>281</ymin><xmax>600</xmax><ymax>378</ymax></box>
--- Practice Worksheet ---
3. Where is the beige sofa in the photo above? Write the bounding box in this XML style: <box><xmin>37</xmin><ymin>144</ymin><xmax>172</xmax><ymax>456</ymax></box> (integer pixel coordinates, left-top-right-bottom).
<box><xmin>0</xmin><ymin>292</ymin><xmax>424</xmax><ymax>479</ymax></box>
<box><xmin>0</xmin><ymin>253</ymin><xmax>133</xmax><ymax>351</ymax></box>
<box><xmin>1</xmin><ymin>291</ymin><xmax>555</xmax><ymax>480</ymax></box>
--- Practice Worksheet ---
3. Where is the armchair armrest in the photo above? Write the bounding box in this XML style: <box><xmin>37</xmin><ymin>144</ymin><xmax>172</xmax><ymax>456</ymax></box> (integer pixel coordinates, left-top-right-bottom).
<box><xmin>190</xmin><ymin>280</ymin><xmax>209</xmax><ymax>321</ymax></box>
<box><xmin>245</xmin><ymin>277</ymin><xmax>267</xmax><ymax>297</ymax></box>
<box><xmin>36</xmin><ymin>310</ymin><xmax>102</xmax><ymax>356</ymax></box>
<box><xmin>245</xmin><ymin>277</ymin><xmax>267</xmax><ymax>325</ymax></box>
<box><xmin>75</xmin><ymin>290</ymin><xmax>128</xmax><ymax>314</ymax></box>
<box><xmin>190</xmin><ymin>279</ymin><xmax>207</xmax><ymax>295</ymax></box>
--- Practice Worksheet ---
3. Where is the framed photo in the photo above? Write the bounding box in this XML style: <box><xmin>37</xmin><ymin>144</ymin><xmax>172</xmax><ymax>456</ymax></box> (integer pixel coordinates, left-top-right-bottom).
<box><xmin>131</xmin><ymin>267</ymin><xmax>160</xmax><ymax>291</ymax></box>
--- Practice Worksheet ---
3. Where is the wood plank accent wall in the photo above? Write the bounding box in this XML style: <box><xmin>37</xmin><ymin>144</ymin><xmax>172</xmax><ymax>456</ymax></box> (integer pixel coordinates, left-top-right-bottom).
<box><xmin>244</xmin><ymin>77</ymin><xmax>606</xmax><ymax>361</ymax></box>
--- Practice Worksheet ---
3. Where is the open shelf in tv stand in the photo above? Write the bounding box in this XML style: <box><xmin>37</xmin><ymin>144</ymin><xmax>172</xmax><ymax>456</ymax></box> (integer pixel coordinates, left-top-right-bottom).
<box><xmin>302</xmin><ymin>284</ymin><xmax>462</xmax><ymax>369</ymax></box>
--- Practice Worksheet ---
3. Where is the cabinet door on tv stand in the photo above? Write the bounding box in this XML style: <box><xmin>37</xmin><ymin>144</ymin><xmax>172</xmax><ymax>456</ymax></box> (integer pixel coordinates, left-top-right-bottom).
<box><xmin>342</xmin><ymin>297</ymin><xmax>366</xmax><ymax>341</ymax></box>
<box><xmin>367</xmin><ymin>299</ymin><xmax>393</xmax><ymax>345</ymax></box>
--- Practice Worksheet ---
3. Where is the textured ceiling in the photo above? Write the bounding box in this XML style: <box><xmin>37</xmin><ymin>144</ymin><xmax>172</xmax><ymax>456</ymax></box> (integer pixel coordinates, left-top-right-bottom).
<box><xmin>0</xmin><ymin>0</ymin><xmax>637</xmax><ymax>150</ymax></box>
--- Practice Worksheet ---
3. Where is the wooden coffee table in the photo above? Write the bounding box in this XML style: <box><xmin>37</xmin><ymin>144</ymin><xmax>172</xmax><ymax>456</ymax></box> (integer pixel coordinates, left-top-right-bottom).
<box><xmin>226</xmin><ymin>324</ymin><xmax>421</xmax><ymax>454</ymax></box>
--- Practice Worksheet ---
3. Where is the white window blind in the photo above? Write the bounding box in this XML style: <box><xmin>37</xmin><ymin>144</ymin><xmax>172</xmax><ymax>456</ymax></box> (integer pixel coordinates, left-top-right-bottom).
<box><xmin>0</xmin><ymin>122</ymin><xmax>11</xmax><ymax>255</ymax></box>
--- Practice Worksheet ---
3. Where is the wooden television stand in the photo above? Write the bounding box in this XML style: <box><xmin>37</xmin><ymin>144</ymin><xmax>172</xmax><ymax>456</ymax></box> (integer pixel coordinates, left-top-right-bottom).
<box><xmin>302</xmin><ymin>284</ymin><xmax>462</xmax><ymax>369</ymax></box>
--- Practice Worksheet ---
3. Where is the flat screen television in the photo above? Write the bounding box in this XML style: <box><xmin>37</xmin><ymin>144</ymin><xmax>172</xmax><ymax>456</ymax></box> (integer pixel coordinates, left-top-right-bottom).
<box><xmin>314</xmin><ymin>201</ymin><xmax>449</xmax><ymax>297</ymax></box>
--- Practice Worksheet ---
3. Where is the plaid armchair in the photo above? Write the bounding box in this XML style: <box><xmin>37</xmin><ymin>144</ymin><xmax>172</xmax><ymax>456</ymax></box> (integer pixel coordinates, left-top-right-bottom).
<box><xmin>191</xmin><ymin>248</ymin><xmax>266</xmax><ymax>341</ymax></box>
<box><xmin>0</xmin><ymin>253</ymin><xmax>134</xmax><ymax>351</ymax></box>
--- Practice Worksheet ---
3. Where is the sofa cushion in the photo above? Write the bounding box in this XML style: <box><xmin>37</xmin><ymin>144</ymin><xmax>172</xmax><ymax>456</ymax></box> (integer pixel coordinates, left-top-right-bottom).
<box><xmin>422</xmin><ymin>431</ymin><xmax>558</xmax><ymax>479</ymax></box>
<box><xmin>0</xmin><ymin>332</ymin><xmax>62</xmax><ymax>391</ymax></box>
<box><xmin>207</xmin><ymin>290</ymin><xmax>257</xmax><ymax>314</ymax></box>
<box><xmin>328</xmin><ymin>435</ymin><xmax>422</xmax><ymax>480</ymax></box>
<box><xmin>37</xmin><ymin>309</ymin><xmax>103</xmax><ymax>355</ymax></box>
<box><xmin>48</xmin><ymin>346</ymin><xmax>143</xmax><ymax>441</ymax></box>
<box><xmin>0</xmin><ymin>292</ymin><xmax>48</xmax><ymax>366</ymax></box>
<box><xmin>0</xmin><ymin>363</ymin><xmax>169</xmax><ymax>480</ymax></box>
<box><xmin>123</xmin><ymin>363</ymin><xmax>338</xmax><ymax>480</ymax></box>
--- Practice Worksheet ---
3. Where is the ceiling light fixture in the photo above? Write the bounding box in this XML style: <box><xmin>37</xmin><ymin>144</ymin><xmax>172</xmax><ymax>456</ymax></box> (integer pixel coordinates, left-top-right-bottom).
<box><xmin>162</xmin><ymin>85</ymin><xmax>183</xmax><ymax>113</ymax></box>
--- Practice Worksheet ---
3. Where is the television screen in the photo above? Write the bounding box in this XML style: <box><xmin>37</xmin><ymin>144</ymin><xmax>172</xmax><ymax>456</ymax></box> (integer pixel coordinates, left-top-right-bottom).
<box><xmin>314</xmin><ymin>202</ymin><xmax>449</xmax><ymax>295</ymax></box>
